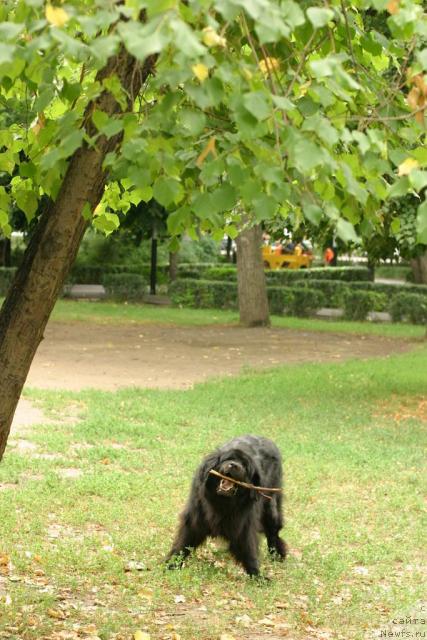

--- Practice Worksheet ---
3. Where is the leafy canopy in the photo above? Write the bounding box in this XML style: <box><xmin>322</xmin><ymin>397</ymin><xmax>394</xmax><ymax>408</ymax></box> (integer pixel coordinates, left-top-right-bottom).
<box><xmin>0</xmin><ymin>0</ymin><xmax>426</xmax><ymax>247</ymax></box>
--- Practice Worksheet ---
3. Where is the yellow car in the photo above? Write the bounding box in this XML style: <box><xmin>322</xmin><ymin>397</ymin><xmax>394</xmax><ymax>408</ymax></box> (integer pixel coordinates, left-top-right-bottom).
<box><xmin>262</xmin><ymin>245</ymin><xmax>314</xmax><ymax>270</ymax></box>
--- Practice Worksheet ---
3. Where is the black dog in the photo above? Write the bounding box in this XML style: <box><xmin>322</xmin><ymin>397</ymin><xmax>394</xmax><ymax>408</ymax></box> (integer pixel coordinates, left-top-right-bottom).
<box><xmin>166</xmin><ymin>435</ymin><xmax>286</xmax><ymax>576</ymax></box>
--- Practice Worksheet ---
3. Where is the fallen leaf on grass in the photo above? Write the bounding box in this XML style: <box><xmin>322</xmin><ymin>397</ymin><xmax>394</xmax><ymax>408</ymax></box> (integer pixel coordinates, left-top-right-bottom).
<box><xmin>125</xmin><ymin>560</ymin><xmax>146</xmax><ymax>572</ymax></box>
<box><xmin>47</xmin><ymin>608</ymin><xmax>67</xmax><ymax>620</ymax></box>
<box><xmin>258</xmin><ymin>617</ymin><xmax>275</xmax><ymax>626</ymax></box>
<box><xmin>80</xmin><ymin>624</ymin><xmax>99</xmax><ymax>635</ymax></box>
<box><xmin>220</xmin><ymin>635</ymin><xmax>236</xmax><ymax>640</ymax></box>
<box><xmin>51</xmin><ymin>632</ymin><xmax>79</xmax><ymax>640</ymax></box>
<box><xmin>353</xmin><ymin>565</ymin><xmax>369</xmax><ymax>576</ymax></box>
<box><xmin>138</xmin><ymin>588</ymin><xmax>153</xmax><ymax>602</ymax></box>
<box><xmin>134</xmin><ymin>632</ymin><xmax>151</xmax><ymax>640</ymax></box>
<box><xmin>235</xmin><ymin>614</ymin><xmax>252</xmax><ymax>627</ymax></box>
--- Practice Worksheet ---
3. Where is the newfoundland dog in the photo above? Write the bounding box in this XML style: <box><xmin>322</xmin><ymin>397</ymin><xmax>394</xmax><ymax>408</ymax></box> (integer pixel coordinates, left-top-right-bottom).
<box><xmin>166</xmin><ymin>435</ymin><xmax>286</xmax><ymax>576</ymax></box>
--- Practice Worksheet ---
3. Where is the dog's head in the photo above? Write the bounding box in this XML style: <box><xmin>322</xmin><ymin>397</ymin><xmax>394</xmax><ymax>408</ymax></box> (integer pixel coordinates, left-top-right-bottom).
<box><xmin>203</xmin><ymin>448</ymin><xmax>261</xmax><ymax>501</ymax></box>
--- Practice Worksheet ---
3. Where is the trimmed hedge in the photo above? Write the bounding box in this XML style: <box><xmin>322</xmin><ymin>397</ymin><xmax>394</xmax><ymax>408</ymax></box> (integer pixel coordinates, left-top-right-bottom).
<box><xmin>169</xmin><ymin>279</ymin><xmax>237</xmax><ymax>310</ymax></box>
<box><xmin>69</xmin><ymin>263</ymin><xmax>169</xmax><ymax>285</ymax></box>
<box><xmin>389</xmin><ymin>293</ymin><xmax>427</xmax><ymax>325</ymax></box>
<box><xmin>102</xmin><ymin>273</ymin><xmax>146</xmax><ymax>301</ymax></box>
<box><xmin>267</xmin><ymin>266</ymin><xmax>372</xmax><ymax>284</ymax></box>
<box><xmin>299</xmin><ymin>279</ymin><xmax>426</xmax><ymax>310</ymax></box>
<box><xmin>180</xmin><ymin>265</ymin><xmax>372</xmax><ymax>283</ymax></box>
<box><xmin>0</xmin><ymin>267</ymin><xmax>16</xmax><ymax>296</ymax></box>
<box><xmin>169</xmin><ymin>277</ymin><xmax>426</xmax><ymax>324</ymax></box>
<box><xmin>343</xmin><ymin>290</ymin><xmax>379</xmax><ymax>321</ymax></box>
<box><xmin>169</xmin><ymin>279</ymin><xmax>326</xmax><ymax>317</ymax></box>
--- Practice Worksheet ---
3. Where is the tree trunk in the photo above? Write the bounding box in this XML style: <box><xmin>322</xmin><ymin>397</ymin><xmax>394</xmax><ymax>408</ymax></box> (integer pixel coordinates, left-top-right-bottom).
<box><xmin>150</xmin><ymin>229</ymin><xmax>158</xmax><ymax>295</ymax></box>
<box><xmin>236</xmin><ymin>224</ymin><xmax>270</xmax><ymax>327</ymax></box>
<box><xmin>410</xmin><ymin>251</ymin><xmax>427</xmax><ymax>284</ymax></box>
<box><xmin>169</xmin><ymin>250</ymin><xmax>178</xmax><ymax>282</ymax></box>
<box><xmin>0</xmin><ymin>239</ymin><xmax>11</xmax><ymax>267</ymax></box>
<box><xmin>0</xmin><ymin>46</ymin><xmax>156</xmax><ymax>460</ymax></box>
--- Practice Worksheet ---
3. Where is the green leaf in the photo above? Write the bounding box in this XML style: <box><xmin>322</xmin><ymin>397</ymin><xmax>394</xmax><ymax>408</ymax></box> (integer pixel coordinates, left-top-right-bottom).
<box><xmin>336</xmin><ymin>219</ymin><xmax>360</xmax><ymax>244</ymax></box>
<box><xmin>289</xmin><ymin>137</ymin><xmax>326</xmax><ymax>174</ymax></box>
<box><xmin>0</xmin><ymin>207</ymin><xmax>12</xmax><ymax>235</ymax></box>
<box><xmin>15</xmin><ymin>189</ymin><xmax>38</xmax><ymax>221</ymax></box>
<box><xmin>387</xmin><ymin>177</ymin><xmax>410</xmax><ymax>199</ymax></box>
<box><xmin>242</xmin><ymin>92</ymin><xmax>271</xmax><ymax>121</ymax></box>
<box><xmin>169</xmin><ymin>18</ymin><xmax>204</xmax><ymax>57</ymax></box>
<box><xmin>100</xmin><ymin>119</ymin><xmax>124</xmax><ymax>138</ymax></box>
<box><xmin>0</xmin><ymin>22</ymin><xmax>25</xmax><ymax>41</ymax></box>
<box><xmin>92</xmin><ymin>110</ymin><xmax>109</xmax><ymax>131</ymax></box>
<box><xmin>252</xmin><ymin>194</ymin><xmax>277</xmax><ymax>220</ymax></box>
<box><xmin>179</xmin><ymin>109</ymin><xmax>206</xmax><ymax>136</ymax></box>
<box><xmin>306</xmin><ymin>7</ymin><xmax>334</xmax><ymax>29</ymax></box>
<box><xmin>153</xmin><ymin>177</ymin><xmax>183</xmax><ymax>207</ymax></box>
<box><xmin>192</xmin><ymin>192</ymin><xmax>213</xmax><ymax>218</ymax></box>
<box><xmin>272</xmin><ymin>95</ymin><xmax>295</xmax><ymax>111</ymax></box>
<box><xmin>303</xmin><ymin>203</ymin><xmax>322</xmax><ymax>225</ymax></box>
<box><xmin>93</xmin><ymin>212</ymin><xmax>120</xmax><ymax>235</ymax></box>
<box><xmin>128</xmin><ymin>186</ymin><xmax>153</xmax><ymax>204</ymax></box>
<box><xmin>118</xmin><ymin>21</ymin><xmax>168</xmax><ymax>62</ymax></box>
<box><xmin>282</xmin><ymin>1</ymin><xmax>305</xmax><ymax>29</ymax></box>
<box><xmin>409</xmin><ymin>170</ymin><xmax>427</xmax><ymax>193</ymax></box>
<box><xmin>61</xmin><ymin>130</ymin><xmax>84</xmax><ymax>157</ymax></box>
<box><xmin>0</xmin><ymin>186</ymin><xmax>10</xmax><ymax>210</ymax></box>
<box><xmin>0</xmin><ymin>43</ymin><xmax>14</xmax><ymax>65</ymax></box>
<box><xmin>34</xmin><ymin>87</ymin><xmax>55</xmax><ymax>112</ymax></box>
<box><xmin>416</xmin><ymin>200</ymin><xmax>427</xmax><ymax>244</ymax></box>
<box><xmin>0</xmin><ymin>150</ymin><xmax>15</xmax><ymax>174</ymax></box>
<box><xmin>417</xmin><ymin>48</ymin><xmax>427</xmax><ymax>70</ymax></box>
<box><xmin>212</xmin><ymin>184</ymin><xmax>237</xmax><ymax>212</ymax></box>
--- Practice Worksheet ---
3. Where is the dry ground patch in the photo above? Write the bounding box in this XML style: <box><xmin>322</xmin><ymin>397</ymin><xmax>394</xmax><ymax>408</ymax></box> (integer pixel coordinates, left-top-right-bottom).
<box><xmin>25</xmin><ymin>320</ymin><xmax>414</xmax><ymax>391</ymax></box>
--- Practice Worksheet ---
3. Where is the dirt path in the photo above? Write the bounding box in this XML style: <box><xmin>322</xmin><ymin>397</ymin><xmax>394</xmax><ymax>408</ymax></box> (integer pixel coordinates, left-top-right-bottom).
<box><xmin>24</xmin><ymin>320</ymin><xmax>414</xmax><ymax>391</ymax></box>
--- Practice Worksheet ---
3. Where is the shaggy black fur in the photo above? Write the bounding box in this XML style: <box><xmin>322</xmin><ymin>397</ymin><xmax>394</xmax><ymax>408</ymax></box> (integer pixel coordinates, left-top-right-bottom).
<box><xmin>166</xmin><ymin>435</ymin><xmax>287</xmax><ymax>576</ymax></box>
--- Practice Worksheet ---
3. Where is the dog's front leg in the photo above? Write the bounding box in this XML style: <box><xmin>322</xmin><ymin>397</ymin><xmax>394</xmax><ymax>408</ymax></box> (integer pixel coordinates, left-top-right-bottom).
<box><xmin>229</xmin><ymin>530</ymin><xmax>260</xmax><ymax>576</ymax></box>
<box><xmin>166</xmin><ymin>513</ymin><xmax>207</xmax><ymax>569</ymax></box>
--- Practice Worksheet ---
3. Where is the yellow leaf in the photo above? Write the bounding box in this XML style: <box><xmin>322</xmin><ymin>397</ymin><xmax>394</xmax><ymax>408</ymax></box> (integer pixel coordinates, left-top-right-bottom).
<box><xmin>192</xmin><ymin>63</ymin><xmax>209</xmax><ymax>83</ymax></box>
<box><xmin>134</xmin><ymin>632</ymin><xmax>150</xmax><ymax>640</ymax></box>
<box><xmin>259</xmin><ymin>57</ymin><xmax>280</xmax><ymax>77</ymax></box>
<box><xmin>398</xmin><ymin>158</ymin><xmax>419</xmax><ymax>176</ymax></box>
<box><xmin>220</xmin><ymin>635</ymin><xmax>236</xmax><ymax>640</ymax></box>
<box><xmin>45</xmin><ymin>4</ymin><xmax>70</xmax><ymax>27</ymax></box>
<box><xmin>47</xmin><ymin>608</ymin><xmax>66</xmax><ymax>620</ymax></box>
<box><xmin>386</xmin><ymin>0</ymin><xmax>400</xmax><ymax>14</ymax></box>
<box><xmin>202</xmin><ymin>26</ymin><xmax>226</xmax><ymax>48</ymax></box>
<box><xmin>196</xmin><ymin>136</ymin><xmax>217</xmax><ymax>167</ymax></box>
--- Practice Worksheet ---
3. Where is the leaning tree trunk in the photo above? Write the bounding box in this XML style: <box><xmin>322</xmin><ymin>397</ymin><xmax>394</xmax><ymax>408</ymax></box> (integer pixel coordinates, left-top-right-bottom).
<box><xmin>0</xmin><ymin>46</ymin><xmax>156</xmax><ymax>461</ymax></box>
<box><xmin>236</xmin><ymin>224</ymin><xmax>270</xmax><ymax>327</ymax></box>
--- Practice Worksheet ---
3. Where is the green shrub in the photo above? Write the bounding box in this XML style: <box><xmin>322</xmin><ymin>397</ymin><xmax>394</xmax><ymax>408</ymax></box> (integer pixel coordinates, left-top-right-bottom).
<box><xmin>266</xmin><ymin>266</ymin><xmax>372</xmax><ymax>284</ymax></box>
<box><xmin>389</xmin><ymin>293</ymin><xmax>427</xmax><ymax>325</ymax></box>
<box><xmin>176</xmin><ymin>265</ymin><xmax>371</xmax><ymax>284</ymax></box>
<box><xmin>299</xmin><ymin>279</ymin><xmax>426</xmax><ymax>310</ymax></box>
<box><xmin>203</xmin><ymin>266</ymin><xmax>237</xmax><ymax>281</ymax></box>
<box><xmin>69</xmin><ymin>263</ymin><xmax>168</xmax><ymax>285</ymax></box>
<box><xmin>343</xmin><ymin>290</ymin><xmax>377</xmax><ymax>321</ymax></box>
<box><xmin>267</xmin><ymin>287</ymin><xmax>295</xmax><ymax>315</ymax></box>
<box><xmin>169</xmin><ymin>279</ymin><xmax>237</xmax><ymax>310</ymax></box>
<box><xmin>102</xmin><ymin>273</ymin><xmax>146</xmax><ymax>301</ymax></box>
<box><xmin>0</xmin><ymin>267</ymin><xmax>16</xmax><ymax>295</ymax></box>
<box><xmin>288</xmin><ymin>288</ymin><xmax>325</xmax><ymax>317</ymax></box>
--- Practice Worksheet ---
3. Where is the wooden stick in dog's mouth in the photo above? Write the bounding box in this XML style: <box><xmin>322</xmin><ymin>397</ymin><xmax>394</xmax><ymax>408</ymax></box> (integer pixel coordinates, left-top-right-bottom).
<box><xmin>209</xmin><ymin>469</ymin><xmax>282</xmax><ymax>500</ymax></box>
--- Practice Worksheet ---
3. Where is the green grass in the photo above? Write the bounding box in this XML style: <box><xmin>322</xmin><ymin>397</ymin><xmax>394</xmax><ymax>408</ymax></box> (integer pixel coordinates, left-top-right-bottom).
<box><xmin>50</xmin><ymin>299</ymin><xmax>426</xmax><ymax>339</ymax></box>
<box><xmin>1</xmin><ymin>346</ymin><xmax>426</xmax><ymax>639</ymax></box>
